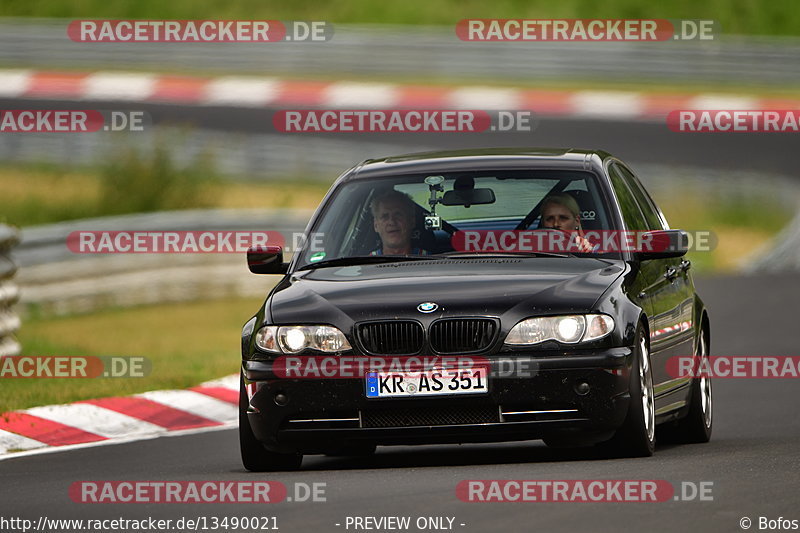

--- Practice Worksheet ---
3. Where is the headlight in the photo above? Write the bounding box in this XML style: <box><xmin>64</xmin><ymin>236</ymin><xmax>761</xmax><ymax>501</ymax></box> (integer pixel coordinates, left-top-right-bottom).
<box><xmin>254</xmin><ymin>325</ymin><xmax>351</xmax><ymax>354</ymax></box>
<box><xmin>255</xmin><ymin>326</ymin><xmax>279</xmax><ymax>352</ymax></box>
<box><xmin>505</xmin><ymin>314</ymin><xmax>614</xmax><ymax>345</ymax></box>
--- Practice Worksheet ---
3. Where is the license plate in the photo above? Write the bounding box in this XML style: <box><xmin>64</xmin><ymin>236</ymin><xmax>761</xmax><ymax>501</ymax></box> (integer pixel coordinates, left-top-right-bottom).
<box><xmin>365</xmin><ymin>367</ymin><xmax>488</xmax><ymax>398</ymax></box>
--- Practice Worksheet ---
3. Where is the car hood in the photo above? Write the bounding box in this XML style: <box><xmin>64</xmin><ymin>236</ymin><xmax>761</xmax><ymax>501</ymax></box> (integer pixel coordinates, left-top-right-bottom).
<box><xmin>268</xmin><ymin>257</ymin><xmax>624</xmax><ymax>328</ymax></box>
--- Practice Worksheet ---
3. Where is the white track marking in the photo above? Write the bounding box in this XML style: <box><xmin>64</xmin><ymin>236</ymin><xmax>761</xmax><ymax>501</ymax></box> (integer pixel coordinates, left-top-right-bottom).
<box><xmin>0</xmin><ymin>429</ymin><xmax>47</xmax><ymax>454</ymax></box>
<box><xmin>571</xmin><ymin>91</ymin><xmax>645</xmax><ymax>118</ymax></box>
<box><xmin>0</xmin><ymin>70</ymin><xmax>32</xmax><ymax>97</ymax></box>
<box><xmin>324</xmin><ymin>82</ymin><xmax>399</xmax><ymax>108</ymax></box>
<box><xmin>199</xmin><ymin>374</ymin><xmax>239</xmax><ymax>390</ymax></box>
<box><xmin>688</xmin><ymin>94</ymin><xmax>760</xmax><ymax>110</ymax></box>
<box><xmin>204</xmin><ymin>77</ymin><xmax>280</xmax><ymax>106</ymax></box>
<box><xmin>448</xmin><ymin>86</ymin><xmax>522</xmax><ymax>110</ymax></box>
<box><xmin>137</xmin><ymin>390</ymin><xmax>236</xmax><ymax>423</ymax></box>
<box><xmin>83</xmin><ymin>72</ymin><xmax>156</xmax><ymax>101</ymax></box>
<box><xmin>26</xmin><ymin>403</ymin><xmax>166</xmax><ymax>439</ymax></box>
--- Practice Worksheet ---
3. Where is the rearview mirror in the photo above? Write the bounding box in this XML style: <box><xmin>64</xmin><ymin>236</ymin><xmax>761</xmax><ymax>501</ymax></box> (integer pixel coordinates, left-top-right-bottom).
<box><xmin>247</xmin><ymin>245</ymin><xmax>288</xmax><ymax>274</ymax></box>
<box><xmin>441</xmin><ymin>188</ymin><xmax>495</xmax><ymax>207</ymax></box>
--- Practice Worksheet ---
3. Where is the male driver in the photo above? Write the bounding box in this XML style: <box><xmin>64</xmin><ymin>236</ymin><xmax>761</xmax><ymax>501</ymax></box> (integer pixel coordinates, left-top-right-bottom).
<box><xmin>370</xmin><ymin>190</ymin><xmax>427</xmax><ymax>255</ymax></box>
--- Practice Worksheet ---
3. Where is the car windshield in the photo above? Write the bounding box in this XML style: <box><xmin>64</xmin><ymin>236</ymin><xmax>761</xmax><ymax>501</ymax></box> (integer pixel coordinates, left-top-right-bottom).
<box><xmin>295</xmin><ymin>169</ymin><xmax>621</xmax><ymax>269</ymax></box>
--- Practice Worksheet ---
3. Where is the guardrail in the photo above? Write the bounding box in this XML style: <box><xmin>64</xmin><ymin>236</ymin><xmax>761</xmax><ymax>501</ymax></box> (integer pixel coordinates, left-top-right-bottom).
<box><xmin>746</xmin><ymin>211</ymin><xmax>800</xmax><ymax>273</ymax></box>
<box><xmin>14</xmin><ymin>209</ymin><xmax>311</xmax><ymax>316</ymax></box>
<box><xmin>0</xmin><ymin>224</ymin><xmax>21</xmax><ymax>356</ymax></box>
<box><xmin>2</xmin><ymin>125</ymin><xmax>799</xmax><ymax>211</ymax></box>
<box><xmin>2</xmin><ymin>19</ymin><xmax>800</xmax><ymax>86</ymax></box>
<box><xmin>0</xmin><ymin>128</ymin><xmax>425</xmax><ymax>182</ymax></box>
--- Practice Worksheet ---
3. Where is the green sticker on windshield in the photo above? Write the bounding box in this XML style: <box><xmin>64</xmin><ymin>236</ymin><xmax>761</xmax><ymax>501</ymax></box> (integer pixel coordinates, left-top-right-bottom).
<box><xmin>309</xmin><ymin>252</ymin><xmax>326</xmax><ymax>262</ymax></box>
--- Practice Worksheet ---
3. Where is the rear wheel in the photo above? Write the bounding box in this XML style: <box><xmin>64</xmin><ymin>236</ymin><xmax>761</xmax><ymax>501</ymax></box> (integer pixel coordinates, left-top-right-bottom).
<box><xmin>239</xmin><ymin>377</ymin><xmax>302</xmax><ymax>472</ymax></box>
<box><xmin>599</xmin><ymin>326</ymin><xmax>655</xmax><ymax>457</ymax></box>
<box><xmin>660</xmin><ymin>331</ymin><xmax>713</xmax><ymax>444</ymax></box>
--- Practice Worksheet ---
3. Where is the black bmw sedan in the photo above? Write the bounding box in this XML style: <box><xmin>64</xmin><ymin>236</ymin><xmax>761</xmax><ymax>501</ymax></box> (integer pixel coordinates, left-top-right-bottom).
<box><xmin>239</xmin><ymin>148</ymin><xmax>712</xmax><ymax>471</ymax></box>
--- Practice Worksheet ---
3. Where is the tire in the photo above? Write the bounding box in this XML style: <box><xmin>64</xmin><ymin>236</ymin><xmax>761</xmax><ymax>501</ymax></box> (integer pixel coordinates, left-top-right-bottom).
<box><xmin>599</xmin><ymin>326</ymin><xmax>655</xmax><ymax>457</ymax></box>
<box><xmin>239</xmin><ymin>376</ymin><xmax>302</xmax><ymax>472</ymax></box>
<box><xmin>659</xmin><ymin>331</ymin><xmax>713</xmax><ymax>444</ymax></box>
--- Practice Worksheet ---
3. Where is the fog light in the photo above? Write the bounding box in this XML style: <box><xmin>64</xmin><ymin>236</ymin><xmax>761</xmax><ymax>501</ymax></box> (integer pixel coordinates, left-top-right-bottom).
<box><xmin>274</xmin><ymin>393</ymin><xmax>288</xmax><ymax>406</ymax></box>
<box><xmin>575</xmin><ymin>381</ymin><xmax>590</xmax><ymax>395</ymax></box>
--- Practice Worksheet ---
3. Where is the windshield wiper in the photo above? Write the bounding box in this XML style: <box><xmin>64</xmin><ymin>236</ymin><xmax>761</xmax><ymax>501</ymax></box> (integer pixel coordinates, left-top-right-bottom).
<box><xmin>435</xmin><ymin>251</ymin><xmax>573</xmax><ymax>259</ymax></box>
<box><xmin>297</xmin><ymin>255</ymin><xmax>441</xmax><ymax>271</ymax></box>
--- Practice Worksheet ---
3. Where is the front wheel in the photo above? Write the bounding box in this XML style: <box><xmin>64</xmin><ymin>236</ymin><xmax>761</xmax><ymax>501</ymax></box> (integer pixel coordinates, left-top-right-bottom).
<box><xmin>599</xmin><ymin>326</ymin><xmax>655</xmax><ymax>457</ymax></box>
<box><xmin>239</xmin><ymin>376</ymin><xmax>302</xmax><ymax>472</ymax></box>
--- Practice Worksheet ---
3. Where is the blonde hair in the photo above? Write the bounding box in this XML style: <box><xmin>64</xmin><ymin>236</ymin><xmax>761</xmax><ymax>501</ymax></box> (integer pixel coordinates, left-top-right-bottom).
<box><xmin>541</xmin><ymin>193</ymin><xmax>581</xmax><ymax>219</ymax></box>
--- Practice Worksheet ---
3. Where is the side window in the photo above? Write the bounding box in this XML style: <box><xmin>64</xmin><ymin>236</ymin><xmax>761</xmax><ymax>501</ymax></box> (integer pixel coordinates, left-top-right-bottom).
<box><xmin>608</xmin><ymin>163</ymin><xmax>648</xmax><ymax>231</ymax></box>
<box><xmin>615</xmin><ymin>164</ymin><xmax>666</xmax><ymax>230</ymax></box>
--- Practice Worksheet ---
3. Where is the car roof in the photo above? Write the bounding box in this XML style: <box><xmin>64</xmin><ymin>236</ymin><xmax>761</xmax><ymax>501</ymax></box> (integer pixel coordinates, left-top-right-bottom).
<box><xmin>343</xmin><ymin>147</ymin><xmax>614</xmax><ymax>181</ymax></box>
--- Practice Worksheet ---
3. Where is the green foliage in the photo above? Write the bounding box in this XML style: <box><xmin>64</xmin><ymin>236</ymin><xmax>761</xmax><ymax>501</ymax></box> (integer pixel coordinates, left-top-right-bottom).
<box><xmin>0</xmin><ymin>141</ymin><xmax>220</xmax><ymax>226</ymax></box>
<box><xmin>97</xmin><ymin>143</ymin><xmax>218</xmax><ymax>215</ymax></box>
<box><xmin>2</xmin><ymin>297</ymin><xmax>262</xmax><ymax>413</ymax></box>
<box><xmin>705</xmin><ymin>197</ymin><xmax>790</xmax><ymax>233</ymax></box>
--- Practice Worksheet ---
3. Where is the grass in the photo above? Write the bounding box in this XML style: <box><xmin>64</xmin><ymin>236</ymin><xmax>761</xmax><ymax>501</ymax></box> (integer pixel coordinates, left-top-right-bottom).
<box><xmin>657</xmin><ymin>194</ymin><xmax>793</xmax><ymax>272</ymax></box>
<box><xmin>1</xmin><ymin>297</ymin><xmax>267</xmax><ymax>414</ymax></box>
<box><xmin>0</xmin><ymin>163</ymin><xmax>330</xmax><ymax>227</ymax></box>
<box><xmin>0</xmin><ymin>142</ymin><xmax>223</xmax><ymax>226</ymax></box>
<box><xmin>97</xmin><ymin>144</ymin><xmax>219</xmax><ymax>216</ymax></box>
<box><xmin>2</xmin><ymin>0</ymin><xmax>800</xmax><ymax>37</ymax></box>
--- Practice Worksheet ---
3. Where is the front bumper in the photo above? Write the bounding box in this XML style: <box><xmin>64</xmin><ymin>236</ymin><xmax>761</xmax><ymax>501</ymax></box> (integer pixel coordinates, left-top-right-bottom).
<box><xmin>242</xmin><ymin>349</ymin><xmax>632</xmax><ymax>453</ymax></box>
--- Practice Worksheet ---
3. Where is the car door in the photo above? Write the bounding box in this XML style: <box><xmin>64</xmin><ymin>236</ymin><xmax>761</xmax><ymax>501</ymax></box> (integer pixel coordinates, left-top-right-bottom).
<box><xmin>611</xmin><ymin>162</ymin><xmax>695</xmax><ymax>411</ymax></box>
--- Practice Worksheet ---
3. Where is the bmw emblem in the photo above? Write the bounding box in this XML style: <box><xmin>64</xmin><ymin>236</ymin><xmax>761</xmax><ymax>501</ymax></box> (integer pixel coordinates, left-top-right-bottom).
<box><xmin>417</xmin><ymin>302</ymin><xmax>438</xmax><ymax>313</ymax></box>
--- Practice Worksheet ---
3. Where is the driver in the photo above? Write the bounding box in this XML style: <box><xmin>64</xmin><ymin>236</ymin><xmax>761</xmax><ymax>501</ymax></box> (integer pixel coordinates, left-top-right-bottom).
<box><xmin>370</xmin><ymin>190</ymin><xmax>427</xmax><ymax>255</ymax></box>
<box><xmin>540</xmin><ymin>193</ymin><xmax>594</xmax><ymax>253</ymax></box>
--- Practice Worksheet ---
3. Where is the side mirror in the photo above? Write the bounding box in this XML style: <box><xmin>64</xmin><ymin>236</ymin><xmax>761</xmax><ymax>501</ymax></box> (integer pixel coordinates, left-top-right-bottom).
<box><xmin>636</xmin><ymin>230</ymin><xmax>689</xmax><ymax>260</ymax></box>
<box><xmin>247</xmin><ymin>245</ymin><xmax>288</xmax><ymax>274</ymax></box>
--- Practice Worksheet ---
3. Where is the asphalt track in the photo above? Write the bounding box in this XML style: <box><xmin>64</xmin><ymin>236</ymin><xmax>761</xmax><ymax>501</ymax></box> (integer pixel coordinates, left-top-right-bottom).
<box><xmin>1</xmin><ymin>274</ymin><xmax>799</xmax><ymax>533</ymax></box>
<box><xmin>0</xmin><ymin>97</ymin><xmax>797</xmax><ymax>174</ymax></box>
<box><xmin>1</xmin><ymin>102</ymin><xmax>798</xmax><ymax>532</ymax></box>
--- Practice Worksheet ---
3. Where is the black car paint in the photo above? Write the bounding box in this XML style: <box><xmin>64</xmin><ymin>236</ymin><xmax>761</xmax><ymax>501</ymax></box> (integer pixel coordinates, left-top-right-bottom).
<box><xmin>240</xmin><ymin>148</ymin><xmax>708</xmax><ymax>453</ymax></box>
